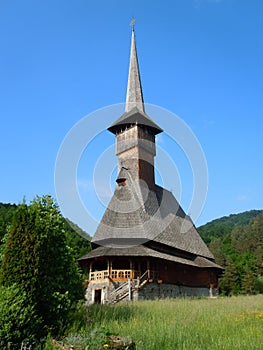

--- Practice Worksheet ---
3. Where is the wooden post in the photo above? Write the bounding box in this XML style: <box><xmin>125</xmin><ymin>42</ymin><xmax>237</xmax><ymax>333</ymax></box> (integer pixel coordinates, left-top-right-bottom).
<box><xmin>107</xmin><ymin>259</ymin><xmax>110</xmax><ymax>278</ymax></box>
<box><xmin>89</xmin><ymin>262</ymin><xmax>93</xmax><ymax>278</ymax></box>
<box><xmin>128</xmin><ymin>278</ymin><xmax>132</xmax><ymax>301</ymax></box>
<box><xmin>136</xmin><ymin>276</ymin><xmax>139</xmax><ymax>287</ymax></box>
<box><xmin>130</xmin><ymin>260</ymin><xmax>134</xmax><ymax>279</ymax></box>
<box><xmin>209</xmin><ymin>283</ymin><xmax>214</xmax><ymax>298</ymax></box>
<box><xmin>147</xmin><ymin>260</ymin><xmax>150</xmax><ymax>279</ymax></box>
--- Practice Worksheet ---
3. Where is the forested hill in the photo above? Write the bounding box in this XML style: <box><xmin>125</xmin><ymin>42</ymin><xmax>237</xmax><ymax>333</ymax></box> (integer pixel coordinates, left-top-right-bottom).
<box><xmin>0</xmin><ymin>202</ymin><xmax>91</xmax><ymax>259</ymax></box>
<box><xmin>198</xmin><ymin>209</ymin><xmax>263</xmax><ymax>244</ymax></box>
<box><xmin>198</xmin><ymin>209</ymin><xmax>263</xmax><ymax>295</ymax></box>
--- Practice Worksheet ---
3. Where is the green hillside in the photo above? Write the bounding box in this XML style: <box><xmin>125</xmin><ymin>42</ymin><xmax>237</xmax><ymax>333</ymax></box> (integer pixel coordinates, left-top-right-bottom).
<box><xmin>198</xmin><ymin>209</ymin><xmax>263</xmax><ymax>244</ymax></box>
<box><xmin>198</xmin><ymin>210</ymin><xmax>263</xmax><ymax>295</ymax></box>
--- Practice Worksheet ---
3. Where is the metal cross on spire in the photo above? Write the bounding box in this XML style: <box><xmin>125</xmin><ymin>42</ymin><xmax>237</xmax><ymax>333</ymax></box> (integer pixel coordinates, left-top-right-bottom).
<box><xmin>130</xmin><ymin>17</ymin><xmax>136</xmax><ymax>30</ymax></box>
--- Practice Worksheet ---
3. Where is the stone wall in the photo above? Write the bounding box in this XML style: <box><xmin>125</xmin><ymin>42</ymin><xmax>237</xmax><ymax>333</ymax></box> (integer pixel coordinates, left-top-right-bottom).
<box><xmin>85</xmin><ymin>280</ymin><xmax>215</xmax><ymax>305</ymax></box>
<box><xmin>133</xmin><ymin>282</ymin><xmax>210</xmax><ymax>301</ymax></box>
<box><xmin>85</xmin><ymin>281</ymin><xmax>108</xmax><ymax>305</ymax></box>
<box><xmin>85</xmin><ymin>280</ymin><xmax>127</xmax><ymax>304</ymax></box>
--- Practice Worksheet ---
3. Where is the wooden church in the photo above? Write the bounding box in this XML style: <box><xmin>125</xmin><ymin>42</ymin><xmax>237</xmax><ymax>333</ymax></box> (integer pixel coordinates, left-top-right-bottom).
<box><xmin>78</xmin><ymin>25</ymin><xmax>222</xmax><ymax>304</ymax></box>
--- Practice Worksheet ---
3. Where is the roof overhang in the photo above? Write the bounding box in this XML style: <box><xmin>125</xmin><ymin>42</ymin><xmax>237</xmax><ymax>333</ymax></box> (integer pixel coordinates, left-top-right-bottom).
<box><xmin>78</xmin><ymin>245</ymin><xmax>223</xmax><ymax>270</ymax></box>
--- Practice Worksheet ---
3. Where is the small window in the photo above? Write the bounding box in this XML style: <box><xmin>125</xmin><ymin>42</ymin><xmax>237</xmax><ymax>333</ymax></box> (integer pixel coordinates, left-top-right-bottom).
<box><xmin>116</xmin><ymin>178</ymin><xmax>126</xmax><ymax>186</ymax></box>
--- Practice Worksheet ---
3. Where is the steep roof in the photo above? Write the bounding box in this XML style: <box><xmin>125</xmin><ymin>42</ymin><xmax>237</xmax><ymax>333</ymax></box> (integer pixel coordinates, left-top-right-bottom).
<box><xmin>91</xmin><ymin>169</ymin><xmax>214</xmax><ymax>260</ymax></box>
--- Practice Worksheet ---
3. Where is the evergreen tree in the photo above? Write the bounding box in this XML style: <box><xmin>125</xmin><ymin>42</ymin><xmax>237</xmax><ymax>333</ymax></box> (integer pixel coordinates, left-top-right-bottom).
<box><xmin>0</xmin><ymin>284</ymin><xmax>41</xmax><ymax>349</ymax></box>
<box><xmin>241</xmin><ymin>267</ymin><xmax>256</xmax><ymax>295</ymax></box>
<box><xmin>0</xmin><ymin>203</ymin><xmax>17</xmax><ymax>241</ymax></box>
<box><xmin>219</xmin><ymin>258</ymin><xmax>240</xmax><ymax>295</ymax></box>
<box><xmin>208</xmin><ymin>238</ymin><xmax>226</xmax><ymax>266</ymax></box>
<box><xmin>1</xmin><ymin>195</ymin><xmax>83</xmax><ymax>340</ymax></box>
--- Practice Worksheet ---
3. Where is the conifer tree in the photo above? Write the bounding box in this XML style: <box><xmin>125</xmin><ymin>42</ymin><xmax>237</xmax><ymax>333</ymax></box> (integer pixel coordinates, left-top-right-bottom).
<box><xmin>219</xmin><ymin>258</ymin><xmax>240</xmax><ymax>295</ymax></box>
<box><xmin>1</xmin><ymin>195</ymin><xmax>83</xmax><ymax>339</ymax></box>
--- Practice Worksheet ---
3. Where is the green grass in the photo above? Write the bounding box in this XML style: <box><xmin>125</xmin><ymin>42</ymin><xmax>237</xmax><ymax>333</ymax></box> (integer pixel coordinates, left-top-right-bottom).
<box><xmin>47</xmin><ymin>295</ymin><xmax>263</xmax><ymax>349</ymax></box>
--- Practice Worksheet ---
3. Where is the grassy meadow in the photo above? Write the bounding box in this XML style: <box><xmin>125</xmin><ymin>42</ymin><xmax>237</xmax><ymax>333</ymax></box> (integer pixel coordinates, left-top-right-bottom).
<box><xmin>46</xmin><ymin>295</ymin><xmax>263</xmax><ymax>350</ymax></box>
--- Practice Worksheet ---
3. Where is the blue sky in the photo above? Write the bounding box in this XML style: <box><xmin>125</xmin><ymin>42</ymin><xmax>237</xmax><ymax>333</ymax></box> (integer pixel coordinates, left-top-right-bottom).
<box><xmin>1</xmin><ymin>0</ymin><xmax>262</xmax><ymax>234</ymax></box>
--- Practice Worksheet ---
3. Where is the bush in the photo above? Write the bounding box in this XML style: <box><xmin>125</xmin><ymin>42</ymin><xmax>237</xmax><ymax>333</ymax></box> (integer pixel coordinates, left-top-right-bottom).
<box><xmin>0</xmin><ymin>284</ymin><xmax>42</xmax><ymax>349</ymax></box>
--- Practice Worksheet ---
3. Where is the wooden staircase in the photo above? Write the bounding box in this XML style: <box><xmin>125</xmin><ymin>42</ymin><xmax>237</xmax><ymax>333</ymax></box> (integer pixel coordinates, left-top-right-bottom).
<box><xmin>107</xmin><ymin>270</ymin><xmax>151</xmax><ymax>304</ymax></box>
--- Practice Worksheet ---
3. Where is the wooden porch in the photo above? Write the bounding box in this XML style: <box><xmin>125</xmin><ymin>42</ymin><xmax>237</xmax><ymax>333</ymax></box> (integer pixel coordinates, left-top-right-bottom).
<box><xmin>87</xmin><ymin>256</ymin><xmax>158</xmax><ymax>283</ymax></box>
<box><xmin>89</xmin><ymin>269</ymin><xmax>158</xmax><ymax>283</ymax></box>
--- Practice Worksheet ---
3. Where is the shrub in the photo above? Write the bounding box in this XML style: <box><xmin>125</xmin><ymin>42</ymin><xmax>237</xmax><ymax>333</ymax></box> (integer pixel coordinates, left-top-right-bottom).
<box><xmin>0</xmin><ymin>284</ymin><xmax>42</xmax><ymax>349</ymax></box>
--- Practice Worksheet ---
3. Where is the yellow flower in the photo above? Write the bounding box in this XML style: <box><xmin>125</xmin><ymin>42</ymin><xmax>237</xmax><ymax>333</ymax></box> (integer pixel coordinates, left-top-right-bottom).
<box><xmin>103</xmin><ymin>344</ymin><xmax>109</xmax><ymax>348</ymax></box>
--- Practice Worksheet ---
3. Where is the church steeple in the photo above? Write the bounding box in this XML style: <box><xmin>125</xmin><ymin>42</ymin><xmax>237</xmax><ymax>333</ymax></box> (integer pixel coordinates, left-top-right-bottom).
<box><xmin>108</xmin><ymin>23</ymin><xmax>162</xmax><ymax>136</ymax></box>
<box><xmin>125</xmin><ymin>24</ymin><xmax>145</xmax><ymax>114</ymax></box>
<box><xmin>107</xmin><ymin>21</ymin><xmax>163</xmax><ymax>189</ymax></box>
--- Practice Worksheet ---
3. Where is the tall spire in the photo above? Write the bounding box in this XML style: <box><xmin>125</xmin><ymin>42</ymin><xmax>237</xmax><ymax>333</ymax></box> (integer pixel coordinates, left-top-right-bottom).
<box><xmin>125</xmin><ymin>21</ymin><xmax>145</xmax><ymax>113</ymax></box>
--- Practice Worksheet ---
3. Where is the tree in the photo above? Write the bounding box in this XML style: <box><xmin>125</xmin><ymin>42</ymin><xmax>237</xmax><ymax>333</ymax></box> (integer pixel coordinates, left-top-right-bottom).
<box><xmin>219</xmin><ymin>258</ymin><xmax>240</xmax><ymax>295</ymax></box>
<box><xmin>0</xmin><ymin>203</ymin><xmax>17</xmax><ymax>240</ymax></box>
<box><xmin>254</xmin><ymin>275</ymin><xmax>263</xmax><ymax>293</ymax></box>
<box><xmin>1</xmin><ymin>195</ymin><xmax>83</xmax><ymax>341</ymax></box>
<box><xmin>64</xmin><ymin>219</ymin><xmax>91</xmax><ymax>259</ymax></box>
<box><xmin>208</xmin><ymin>238</ymin><xmax>226</xmax><ymax>267</ymax></box>
<box><xmin>199</xmin><ymin>210</ymin><xmax>263</xmax><ymax>296</ymax></box>
<box><xmin>241</xmin><ymin>267</ymin><xmax>256</xmax><ymax>295</ymax></box>
<box><xmin>0</xmin><ymin>284</ymin><xmax>41</xmax><ymax>349</ymax></box>
<box><xmin>0</xmin><ymin>201</ymin><xmax>91</xmax><ymax>261</ymax></box>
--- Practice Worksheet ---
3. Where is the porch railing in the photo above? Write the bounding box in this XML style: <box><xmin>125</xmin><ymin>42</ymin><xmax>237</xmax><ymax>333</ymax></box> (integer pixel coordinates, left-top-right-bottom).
<box><xmin>89</xmin><ymin>269</ymin><xmax>141</xmax><ymax>282</ymax></box>
<box><xmin>90</xmin><ymin>270</ymin><xmax>109</xmax><ymax>281</ymax></box>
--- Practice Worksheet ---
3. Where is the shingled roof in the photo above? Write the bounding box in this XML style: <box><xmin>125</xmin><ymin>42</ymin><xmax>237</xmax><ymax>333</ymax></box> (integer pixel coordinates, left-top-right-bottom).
<box><xmin>125</xmin><ymin>27</ymin><xmax>144</xmax><ymax>114</ymax></box>
<box><xmin>108</xmin><ymin>107</ymin><xmax>163</xmax><ymax>135</ymax></box>
<box><xmin>91</xmin><ymin>168</ymin><xmax>214</xmax><ymax>260</ymax></box>
<box><xmin>79</xmin><ymin>245</ymin><xmax>221</xmax><ymax>269</ymax></box>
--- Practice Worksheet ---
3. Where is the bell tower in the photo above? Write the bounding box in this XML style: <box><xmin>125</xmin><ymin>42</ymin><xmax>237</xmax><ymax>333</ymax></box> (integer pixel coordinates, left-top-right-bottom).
<box><xmin>108</xmin><ymin>26</ymin><xmax>162</xmax><ymax>189</ymax></box>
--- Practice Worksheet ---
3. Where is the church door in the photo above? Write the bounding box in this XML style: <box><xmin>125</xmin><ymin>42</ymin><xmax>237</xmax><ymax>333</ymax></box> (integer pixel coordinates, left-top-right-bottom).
<box><xmin>94</xmin><ymin>289</ymin><xmax>102</xmax><ymax>304</ymax></box>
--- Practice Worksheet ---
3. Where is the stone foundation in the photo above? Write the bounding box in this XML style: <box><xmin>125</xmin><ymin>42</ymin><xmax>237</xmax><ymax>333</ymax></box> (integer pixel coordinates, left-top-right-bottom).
<box><xmin>85</xmin><ymin>280</ymin><xmax>216</xmax><ymax>305</ymax></box>
<box><xmin>133</xmin><ymin>282</ymin><xmax>210</xmax><ymax>300</ymax></box>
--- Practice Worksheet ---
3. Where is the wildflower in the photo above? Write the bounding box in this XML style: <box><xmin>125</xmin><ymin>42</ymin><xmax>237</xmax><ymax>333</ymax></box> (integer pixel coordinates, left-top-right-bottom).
<box><xmin>103</xmin><ymin>344</ymin><xmax>109</xmax><ymax>348</ymax></box>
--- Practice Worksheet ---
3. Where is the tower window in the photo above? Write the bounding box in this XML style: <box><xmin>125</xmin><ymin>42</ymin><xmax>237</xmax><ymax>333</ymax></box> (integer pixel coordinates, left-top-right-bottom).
<box><xmin>116</xmin><ymin>178</ymin><xmax>126</xmax><ymax>186</ymax></box>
